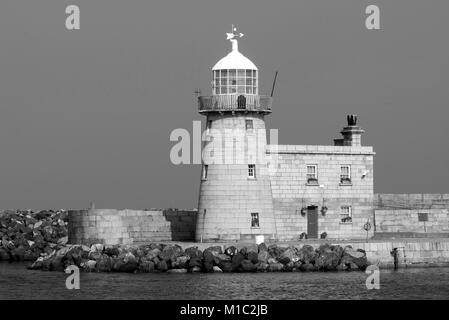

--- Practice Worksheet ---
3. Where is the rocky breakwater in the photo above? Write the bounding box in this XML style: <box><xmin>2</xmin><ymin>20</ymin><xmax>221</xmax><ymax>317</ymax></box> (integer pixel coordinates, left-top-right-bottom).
<box><xmin>0</xmin><ymin>210</ymin><xmax>68</xmax><ymax>262</ymax></box>
<box><xmin>28</xmin><ymin>242</ymin><xmax>369</xmax><ymax>273</ymax></box>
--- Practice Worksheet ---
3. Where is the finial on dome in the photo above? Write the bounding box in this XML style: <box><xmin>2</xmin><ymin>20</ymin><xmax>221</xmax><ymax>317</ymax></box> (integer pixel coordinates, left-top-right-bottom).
<box><xmin>226</xmin><ymin>25</ymin><xmax>244</xmax><ymax>52</ymax></box>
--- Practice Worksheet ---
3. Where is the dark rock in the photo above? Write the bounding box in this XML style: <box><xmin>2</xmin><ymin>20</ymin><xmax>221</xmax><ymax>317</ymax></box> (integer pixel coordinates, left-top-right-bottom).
<box><xmin>298</xmin><ymin>245</ymin><xmax>316</xmax><ymax>264</ymax></box>
<box><xmin>241</xmin><ymin>259</ymin><xmax>257</xmax><ymax>272</ymax></box>
<box><xmin>278</xmin><ymin>247</ymin><xmax>299</xmax><ymax>265</ymax></box>
<box><xmin>343</xmin><ymin>248</ymin><xmax>368</xmax><ymax>270</ymax></box>
<box><xmin>219</xmin><ymin>261</ymin><xmax>233</xmax><ymax>273</ymax></box>
<box><xmin>315</xmin><ymin>251</ymin><xmax>341</xmax><ymax>271</ymax></box>
<box><xmin>104</xmin><ymin>246</ymin><xmax>120</xmax><ymax>257</ymax></box>
<box><xmin>231</xmin><ymin>253</ymin><xmax>245</xmax><ymax>271</ymax></box>
<box><xmin>188</xmin><ymin>256</ymin><xmax>203</xmax><ymax>269</ymax></box>
<box><xmin>258</xmin><ymin>242</ymin><xmax>268</xmax><ymax>253</ymax></box>
<box><xmin>159</xmin><ymin>245</ymin><xmax>183</xmax><ymax>263</ymax></box>
<box><xmin>172</xmin><ymin>255</ymin><xmax>190</xmax><ymax>269</ymax></box>
<box><xmin>203</xmin><ymin>250</ymin><xmax>215</xmax><ymax>264</ymax></box>
<box><xmin>299</xmin><ymin>263</ymin><xmax>316</xmax><ymax>272</ymax></box>
<box><xmin>156</xmin><ymin>260</ymin><xmax>168</xmax><ymax>272</ymax></box>
<box><xmin>184</xmin><ymin>247</ymin><xmax>202</xmax><ymax>259</ymax></box>
<box><xmin>139</xmin><ymin>260</ymin><xmax>155</xmax><ymax>273</ymax></box>
<box><xmin>205</xmin><ymin>246</ymin><xmax>222</xmax><ymax>256</ymax></box>
<box><xmin>203</xmin><ymin>261</ymin><xmax>214</xmax><ymax>272</ymax></box>
<box><xmin>268</xmin><ymin>263</ymin><xmax>284</xmax><ymax>272</ymax></box>
<box><xmin>247</xmin><ymin>251</ymin><xmax>258</xmax><ymax>264</ymax></box>
<box><xmin>95</xmin><ymin>255</ymin><xmax>113</xmax><ymax>272</ymax></box>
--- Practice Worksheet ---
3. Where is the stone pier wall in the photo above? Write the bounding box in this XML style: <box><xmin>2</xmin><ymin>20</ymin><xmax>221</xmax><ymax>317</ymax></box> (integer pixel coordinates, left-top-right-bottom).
<box><xmin>68</xmin><ymin>209</ymin><xmax>197</xmax><ymax>245</ymax></box>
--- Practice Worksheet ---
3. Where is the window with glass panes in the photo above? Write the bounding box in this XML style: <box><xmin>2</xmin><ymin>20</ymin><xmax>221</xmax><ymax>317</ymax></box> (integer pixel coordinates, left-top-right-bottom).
<box><xmin>213</xmin><ymin>69</ymin><xmax>258</xmax><ymax>95</ymax></box>
<box><xmin>340</xmin><ymin>165</ymin><xmax>351</xmax><ymax>182</ymax></box>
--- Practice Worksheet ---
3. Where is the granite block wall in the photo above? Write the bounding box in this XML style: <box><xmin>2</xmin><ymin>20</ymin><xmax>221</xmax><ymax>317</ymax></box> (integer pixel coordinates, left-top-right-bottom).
<box><xmin>374</xmin><ymin>209</ymin><xmax>449</xmax><ymax>233</ymax></box>
<box><xmin>68</xmin><ymin>209</ymin><xmax>197</xmax><ymax>245</ymax></box>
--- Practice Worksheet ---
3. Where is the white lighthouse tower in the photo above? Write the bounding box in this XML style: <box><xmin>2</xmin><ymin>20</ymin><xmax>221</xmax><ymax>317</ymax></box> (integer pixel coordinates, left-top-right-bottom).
<box><xmin>196</xmin><ymin>26</ymin><xmax>277</xmax><ymax>241</ymax></box>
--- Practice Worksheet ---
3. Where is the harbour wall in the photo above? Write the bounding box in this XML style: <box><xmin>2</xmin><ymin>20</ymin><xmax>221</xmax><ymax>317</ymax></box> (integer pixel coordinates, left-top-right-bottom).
<box><xmin>68</xmin><ymin>209</ymin><xmax>197</xmax><ymax>245</ymax></box>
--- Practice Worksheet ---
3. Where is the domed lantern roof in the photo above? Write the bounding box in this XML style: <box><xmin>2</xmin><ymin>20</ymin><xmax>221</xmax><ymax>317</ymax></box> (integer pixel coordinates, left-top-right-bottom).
<box><xmin>211</xmin><ymin>26</ymin><xmax>258</xmax><ymax>96</ymax></box>
<box><xmin>212</xmin><ymin>26</ymin><xmax>258</xmax><ymax>71</ymax></box>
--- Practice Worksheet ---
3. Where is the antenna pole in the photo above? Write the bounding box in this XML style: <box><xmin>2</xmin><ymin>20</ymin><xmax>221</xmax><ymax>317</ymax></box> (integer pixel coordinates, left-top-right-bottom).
<box><xmin>270</xmin><ymin>71</ymin><xmax>278</xmax><ymax>97</ymax></box>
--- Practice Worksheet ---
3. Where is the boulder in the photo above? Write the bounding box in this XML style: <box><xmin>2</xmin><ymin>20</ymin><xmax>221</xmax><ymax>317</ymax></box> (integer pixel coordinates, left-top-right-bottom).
<box><xmin>82</xmin><ymin>260</ymin><xmax>97</xmax><ymax>272</ymax></box>
<box><xmin>190</xmin><ymin>266</ymin><xmax>202</xmax><ymax>273</ymax></box>
<box><xmin>298</xmin><ymin>245</ymin><xmax>316</xmax><ymax>264</ymax></box>
<box><xmin>212</xmin><ymin>266</ymin><xmax>223</xmax><ymax>273</ymax></box>
<box><xmin>159</xmin><ymin>245</ymin><xmax>183</xmax><ymax>263</ymax></box>
<box><xmin>231</xmin><ymin>253</ymin><xmax>245</xmax><ymax>271</ymax></box>
<box><xmin>241</xmin><ymin>259</ymin><xmax>257</xmax><ymax>272</ymax></box>
<box><xmin>184</xmin><ymin>247</ymin><xmax>202</xmax><ymax>259</ymax></box>
<box><xmin>156</xmin><ymin>260</ymin><xmax>168</xmax><ymax>272</ymax></box>
<box><xmin>258</xmin><ymin>242</ymin><xmax>268</xmax><ymax>253</ymax></box>
<box><xmin>95</xmin><ymin>255</ymin><xmax>113</xmax><ymax>272</ymax></box>
<box><xmin>256</xmin><ymin>262</ymin><xmax>269</xmax><ymax>272</ymax></box>
<box><xmin>172</xmin><ymin>255</ymin><xmax>190</xmax><ymax>269</ymax></box>
<box><xmin>224</xmin><ymin>246</ymin><xmax>238</xmax><ymax>257</ymax></box>
<box><xmin>257</xmin><ymin>251</ymin><xmax>269</xmax><ymax>263</ymax></box>
<box><xmin>139</xmin><ymin>260</ymin><xmax>155</xmax><ymax>273</ymax></box>
<box><xmin>205</xmin><ymin>246</ymin><xmax>222</xmax><ymax>256</ymax></box>
<box><xmin>167</xmin><ymin>268</ymin><xmax>188</xmax><ymax>274</ymax></box>
<box><xmin>188</xmin><ymin>257</ymin><xmax>203</xmax><ymax>269</ymax></box>
<box><xmin>268</xmin><ymin>263</ymin><xmax>284</xmax><ymax>272</ymax></box>
<box><xmin>299</xmin><ymin>263</ymin><xmax>316</xmax><ymax>272</ymax></box>
<box><xmin>342</xmin><ymin>248</ymin><xmax>368</xmax><ymax>270</ymax></box>
<box><xmin>247</xmin><ymin>251</ymin><xmax>259</xmax><ymax>264</ymax></box>
<box><xmin>315</xmin><ymin>251</ymin><xmax>341</xmax><ymax>271</ymax></box>
<box><xmin>104</xmin><ymin>246</ymin><xmax>120</xmax><ymax>257</ymax></box>
<box><xmin>278</xmin><ymin>247</ymin><xmax>299</xmax><ymax>265</ymax></box>
<box><xmin>219</xmin><ymin>261</ymin><xmax>233</xmax><ymax>273</ymax></box>
<box><xmin>267</xmin><ymin>257</ymin><xmax>278</xmax><ymax>264</ymax></box>
<box><xmin>203</xmin><ymin>261</ymin><xmax>214</xmax><ymax>273</ymax></box>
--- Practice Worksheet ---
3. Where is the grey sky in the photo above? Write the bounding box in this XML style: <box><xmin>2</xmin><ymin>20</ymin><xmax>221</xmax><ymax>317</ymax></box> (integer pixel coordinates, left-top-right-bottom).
<box><xmin>0</xmin><ymin>0</ymin><xmax>448</xmax><ymax>210</ymax></box>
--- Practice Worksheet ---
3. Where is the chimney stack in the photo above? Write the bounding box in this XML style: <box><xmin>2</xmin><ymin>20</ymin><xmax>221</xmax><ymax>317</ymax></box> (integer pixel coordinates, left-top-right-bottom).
<box><xmin>334</xmin><ymin>114</ymin><xmax>365</xmax><ymax>147</ymax></box>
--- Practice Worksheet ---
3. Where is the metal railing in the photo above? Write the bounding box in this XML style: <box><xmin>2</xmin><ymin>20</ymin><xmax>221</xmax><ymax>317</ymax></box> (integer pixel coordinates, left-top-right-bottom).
<box><xmin>198</xmin><ymin>94</ymin><xmax>272</xmax><ymax>113</ymax></box>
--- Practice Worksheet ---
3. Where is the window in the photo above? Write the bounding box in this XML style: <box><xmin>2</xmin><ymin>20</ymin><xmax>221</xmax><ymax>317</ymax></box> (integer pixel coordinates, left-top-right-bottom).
<box><xmin>306</xmin><ymin>165</ymin><xmax>318</xmax><ymax>184</ymax></box>
<box><xmin>212</xmin><ymin>69</ymin><xmax>258</xmax><ymax>95</ymax></box>
<box><xmin>202</xmin><ymin>165</ymin><xmax>208</xmax><ymax>180</ymax></box>
<box><xmin>206</xmin><ymin>120</ymin><xmax>212</xmax><ymax>134</ymax></box>
<box><xmin>251</xmin><ymin>212</ymin><xmax>260</xmax><ymax>228</ymax></box>
<box><xmin>245</xmin><ymin>119</ymin><xmax>253</xmax><ymax>131</ymax></box>
<box><xmin>340</xmin><ymin>206</ymin><xmax>352</xmax><ymax>223</ymax></box>
<box><xmin>248</xmin><ymin>164</ymin><xmax>256</xmax><ymax>179</ymax></box>
<box><xmin>340</xmin><ymin>165</ymin><xmax>351</xmax><ymax>184</ymax></box>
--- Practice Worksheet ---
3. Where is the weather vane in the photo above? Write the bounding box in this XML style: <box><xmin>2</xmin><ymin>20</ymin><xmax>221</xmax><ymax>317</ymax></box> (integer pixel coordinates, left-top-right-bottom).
<box><xmin>226</xmin><ymin>25</ymin><xmax>244</xmax><ymax>51</ymax></box>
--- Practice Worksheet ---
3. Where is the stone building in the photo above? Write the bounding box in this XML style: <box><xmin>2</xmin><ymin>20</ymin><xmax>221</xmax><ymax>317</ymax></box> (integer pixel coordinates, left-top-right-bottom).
<box><xmin>196</xmin><ymin>27</ymin><xmax>375</xmax><ymax>241</ymax></box>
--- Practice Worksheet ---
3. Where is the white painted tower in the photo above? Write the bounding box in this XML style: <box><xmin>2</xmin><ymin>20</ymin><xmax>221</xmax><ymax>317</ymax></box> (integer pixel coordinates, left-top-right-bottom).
<box><xmin>196</xmin><ymin>26</ymin><xmax>277</xmax><ymax>241</ymax></box>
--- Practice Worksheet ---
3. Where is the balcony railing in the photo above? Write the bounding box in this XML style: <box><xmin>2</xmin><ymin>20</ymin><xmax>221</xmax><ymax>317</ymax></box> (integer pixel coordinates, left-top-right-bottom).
<box><xmin>198</xmin><ymin>94</ymin><xmax>272</xmax><ymax>113</ymax></box>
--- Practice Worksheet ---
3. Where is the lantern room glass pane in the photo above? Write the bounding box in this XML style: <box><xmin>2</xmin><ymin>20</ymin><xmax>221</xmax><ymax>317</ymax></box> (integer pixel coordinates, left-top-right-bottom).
<box><xmin>221</xmin><ymin>86</ymin><xmax>227</xmax><ymax>94</ymax></box>
<box><xmin>246</xmin><ymin>69</ymin><xmax>252</xmax><ymax>77</ymax></box>
<box><xmin>229</xmin><ymin>86</ymin><xmax>236</xmax><ymax>93</ymax></box>
<box><xmin>221</xmin><ymin>78</ymin><xmax>227</xmax><ymax>85</ymax></box>
<box><xmin>237</xmin><ymin>86</ymin><xmax>245</xmax><ymax>93</ymax></box>
<box><xmin>229</xmin><ymin>69</ymin><xmax>236</xmax><ymax>76</ymax></box>
<box><xmin>237</xmin><ymin>69</ymin><xmax>245</xmax><ymax>77</ymax></box>
<box><xmin>221</xmin><ymin>70</ymin><xmax>227</xmax><ymax>77</ymax></box>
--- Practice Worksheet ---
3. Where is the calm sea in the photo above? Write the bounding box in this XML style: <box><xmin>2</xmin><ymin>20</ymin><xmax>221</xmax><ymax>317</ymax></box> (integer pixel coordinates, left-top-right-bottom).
<box><xmin>0</xmin><ymin>262</ymin><xmax>448</xmax><ymax>300</ymax></box>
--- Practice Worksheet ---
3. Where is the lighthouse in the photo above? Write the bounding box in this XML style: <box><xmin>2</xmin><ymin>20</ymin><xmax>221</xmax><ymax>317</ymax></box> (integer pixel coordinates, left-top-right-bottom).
<box><xmin>196</xmin><ymin>26</ymin><xmax>277</xmax><ymax>241</ymax></box>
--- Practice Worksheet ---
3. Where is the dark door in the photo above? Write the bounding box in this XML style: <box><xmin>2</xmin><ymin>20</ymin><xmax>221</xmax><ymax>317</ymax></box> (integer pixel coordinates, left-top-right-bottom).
<box><xmin>307</xmin><ymin>206</ymin><xmax>318</xmax><ymax>238</ymax></box>
<box><xmin>237</xmin><ymin>95</ymin><xmax>246</xmax><ymax>109</ymax></box>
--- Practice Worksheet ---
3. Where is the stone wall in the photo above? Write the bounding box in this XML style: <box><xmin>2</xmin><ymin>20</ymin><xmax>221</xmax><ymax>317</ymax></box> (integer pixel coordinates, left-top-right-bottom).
<box><xmin>267</xmin><ymin>144</ymin><xmax>375</xmax><ymax>240</ymax></box>
<box><xmin>373</xmin><ymin>194</ymin><xmax>449</xmax><ymax>235</ymax></box>
<box><xmin>374</xmin><ymin>209</ymin><xmax>449</xmax><ymax>234</ymax></box>
<box><xmin>374</xmin><ymin>193</ymin><xmax>449</xmax><ymax>210</ymax></box>
<box><xmin>68</xmin><ymin>209</ymin><xmax>197</xmax><ymax>245</ymax></box>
